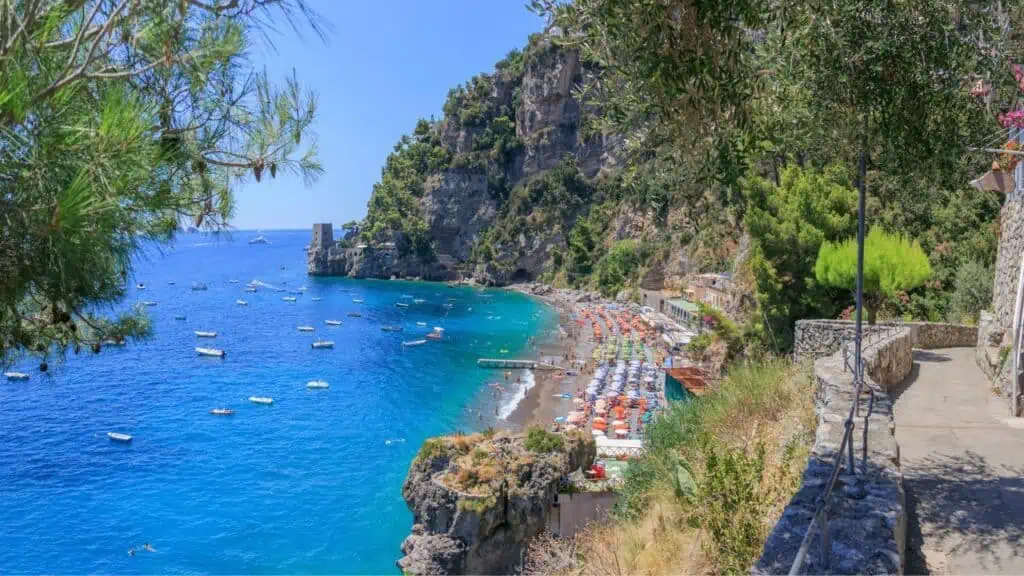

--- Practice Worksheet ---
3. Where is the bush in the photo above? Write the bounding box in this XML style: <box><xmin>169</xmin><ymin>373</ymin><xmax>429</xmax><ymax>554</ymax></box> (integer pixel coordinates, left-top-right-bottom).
<box><xmin>947</xmin><ymin>259</ymin><xmax>993</xmax><ymax>324</ymax></box>
<box><xmin>524</xmin><ymin>427</ymin><xmax>565</xmax><ymax>453</ymax></box>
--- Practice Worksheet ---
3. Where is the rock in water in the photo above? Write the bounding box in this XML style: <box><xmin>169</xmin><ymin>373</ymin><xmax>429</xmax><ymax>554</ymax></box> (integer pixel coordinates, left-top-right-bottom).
<box><xmin>398</xmin><ymin>430</ymin><xmax>596</xmax><ymax>575</ymax></box>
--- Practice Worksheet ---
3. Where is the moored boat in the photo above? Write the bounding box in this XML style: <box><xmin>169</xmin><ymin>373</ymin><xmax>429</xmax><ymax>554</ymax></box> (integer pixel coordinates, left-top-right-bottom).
<box><xmin>4</xmin><ymin>372</ymin><xmax>29</xmax><ymax>381</ymax></box>
<box><xmin>191</xmin><ymin>282</ymin><xmax>208</xmax><ymax>291</ymax></box>
<box><xmin>194</xmin><ymin>331</ymin><xmax>217</xmax><ymax>338</ymax></box>
<box><xmin>243</xmin><ymin>287</ymin><xmax>257</xmax><ymax>293</ymax></box>
<box><xmin>352</xmin><ymin>298</ymin><xmax>364</xmax><ymax>303</ymax></box>
<box><xmin>325</xmin><ymin>320</ymin><xmax>343</xmax><ymax>326</ymax></box>
<box><xmin>282</xmin><ymin>296</ymin><xmax>297</xmax><ymax>302</ymax></box>
<box><xmin>140</xmin><ymin>300</ymin><xmax>157</xmax><ymax>306</ymax></box>
<box><xmin>107</xmin><ymin>432</ymin><xmax>132</xmax><ymax>443</ymax></box>
<box><xmin>297</xmin><ymin>326</ymin><xmax>315</xmax><ymax>332</ymax></box>
<box><xmin>395</xmin><ymin>302</ymin><xmax>409</xmax><ymax>308</ymax></box>
<box><xmin>426</xmin><ymin>327</ymin><xmax>445</xmax><ymax>341</ymax></box>
<box><xmin>413</xmin><ymin>299</ymin><xmax>425</xmax><ymax>304</ymax></box>
<box><xmin>195</xmin><ymin>347</ymin><xmax>225</xmax><ymax>358</ymax></box>
<box><xmin>416</xmin><ymin>321</ymin><xmax>427</xmax><ymax>326</ymax></box>
<box><xmin>311</xmin><ymin>340</ymin><xmax>335</xmax><ymax>349</ymax></box>
<box><xmin>402</xmin><ymin>339</ymin><xmax>427</xmax><ymax>347</ymax></box>
<box><xmin>236</xmin><ymin>299</ymin><xmax>248</xmax><ymax>306</ymax></box>
<box><xmin>174</xmin><ymin>315</ymin><xmax>186</xmax><ymax>320</ymax></box>
<box><xmin>306</xmin><ymin>380</ymin><xmax>329</xmax><ymax>389</ymax></box>
<box><xmin>209</xmin><ymin>408</ymin><xmax>235</xmax><ymax>416</ymax></box>
<box><xmin>248</xmin><ymin>396</ymin><xmax>273</xmax><ymax>405</ymax></box>
<box><xmin>311</xmin><ymin>297</ymin><xmax>322</xmax><ymax>302</ymax></box>
<box><xmin>347</xmin><ymin>312</ymin><xmax>362</xmax><ymax>318</ymax></box>
<box><xmin>228</xmin><ymin>279</ymin><xmax>239</xmax><ymax>284</ymax></box>
<box><xmin>380</xmin><ymin>325</ymin><xmax>403</xmax><ymax>332</ymax></box>
<box><xmin>136</xmin><ymin>283</ymin><xmax>145</xmax><ymax>290</ymax></box>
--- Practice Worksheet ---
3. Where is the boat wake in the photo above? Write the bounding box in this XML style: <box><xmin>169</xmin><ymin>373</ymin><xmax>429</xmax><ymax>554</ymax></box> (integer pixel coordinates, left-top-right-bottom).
<box><xmin>498</xmin><ymin>370</ymin><xmax>535</xmax><ymax>420</ymax></box>
<box><xmin>249</xmin><ymin>280</ymin><xmax>286</xmax><ymax>292</ymax></box>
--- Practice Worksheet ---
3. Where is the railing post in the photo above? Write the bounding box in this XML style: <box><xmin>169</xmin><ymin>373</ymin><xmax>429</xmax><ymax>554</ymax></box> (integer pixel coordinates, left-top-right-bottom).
<box><xmin>845</xmin><ymin>418</ymin><xmax>856</xmax><ymax>474</ymax></box>
<box><xmin>820</xmin><ymin>509</ymin><xmax>831</xmax><ymax>569</ymax></box>
<box><xmin>863</xmin><ymin>389</ymin><xmax>875</xmax><ymax>474</ymax></box>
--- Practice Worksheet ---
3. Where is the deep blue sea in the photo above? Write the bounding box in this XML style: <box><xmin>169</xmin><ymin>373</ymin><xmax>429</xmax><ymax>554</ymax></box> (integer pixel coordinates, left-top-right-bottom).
<box><xmin>0</xmin><ymin>230</ymin><xmax>555</xmax><ymax>574</ymax></box>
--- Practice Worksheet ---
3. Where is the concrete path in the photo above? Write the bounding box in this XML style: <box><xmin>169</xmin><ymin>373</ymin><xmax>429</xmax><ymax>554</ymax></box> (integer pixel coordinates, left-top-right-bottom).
<box><xmin>895</xmin><ymin>348</ymin><xmax>1024</xmax><ymax>574</ymax></box>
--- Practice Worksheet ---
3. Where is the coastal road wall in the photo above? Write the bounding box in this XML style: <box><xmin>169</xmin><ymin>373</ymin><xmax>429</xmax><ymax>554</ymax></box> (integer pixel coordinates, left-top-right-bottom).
<box><xmin>758</xmin><ymin>321</ymin><xmax>976</xmax><ymax>574</ymax></box>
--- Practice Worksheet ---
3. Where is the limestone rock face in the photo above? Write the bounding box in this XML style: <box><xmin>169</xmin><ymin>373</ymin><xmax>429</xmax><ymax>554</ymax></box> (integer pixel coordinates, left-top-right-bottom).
<box><xmin>398</xmin><ymin>431</ymin><xmax>595</xmax><ymax>575</ymax></box>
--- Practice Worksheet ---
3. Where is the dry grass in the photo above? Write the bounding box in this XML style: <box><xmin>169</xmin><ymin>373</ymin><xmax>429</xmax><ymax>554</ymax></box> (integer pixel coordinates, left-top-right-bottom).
<box><xmin>526</xmin><ymin>359</ymin><xmax>817</xmax><ymax>575</ymax></box>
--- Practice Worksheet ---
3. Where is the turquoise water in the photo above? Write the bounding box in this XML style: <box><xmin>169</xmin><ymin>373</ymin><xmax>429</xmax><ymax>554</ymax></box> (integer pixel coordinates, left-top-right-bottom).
<box><xmin>0</xmin><ymin>230</ymin><xmax>555</xmax><ymax>574</ymax></box>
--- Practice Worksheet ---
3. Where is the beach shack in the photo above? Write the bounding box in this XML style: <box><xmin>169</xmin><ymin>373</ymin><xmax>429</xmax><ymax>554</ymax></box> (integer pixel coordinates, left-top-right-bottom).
<box><xmin>665</xmin><ymin>366</ymin><xmax>710</xmax><ymax>402</ymax></box>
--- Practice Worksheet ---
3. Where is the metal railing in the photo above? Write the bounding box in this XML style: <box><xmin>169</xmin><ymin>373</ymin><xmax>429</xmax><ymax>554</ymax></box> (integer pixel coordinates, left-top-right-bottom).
<box><xmin>788</xmin><ymin>320</ymin><xmax>905</xmax><ymax>575</ymax></box>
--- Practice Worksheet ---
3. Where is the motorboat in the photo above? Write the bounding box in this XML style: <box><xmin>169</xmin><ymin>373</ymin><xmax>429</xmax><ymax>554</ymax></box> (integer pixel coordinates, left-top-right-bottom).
<box><xmin>4</xmin><ymin>372</ymin><xmax>29</xmax><ymax>381</ymax></box>
<box><xmin>282</xmin><ymin>296</ymin><xmax>297</xmax><ymax>302</ymax></box>
<box><xmin>426</xmin><ymin>327</ymin><xmax>445</xmax><ymax>341</ymax></box>
<box><xmin>400</xmin><ymin>294</ymin><xmax>413</xmax><ymax>299</ymax></box>
<box><xmin>140</xmin><ymin>301</ymin><xmax>157</xmax><ymax>307</ymax></box>
<box><xmin>136</xmin><ymin>283</ymin><xmax>145</xmax><ymax>290</ymax></box>
<box><xmin>288</xmin><ymin>290</ymin><xmax>304</xmax><ymax>295</ymax></box>
<box><xmin>209</xmin><ymin>408</ymin><xmax>235</xmax><ymax>416</ymax></box>
<box><xmin>311</xmin><ymin>297</ymin><xmax>322</xmax><ymax>302</ymax></box>
<box><xmin>352</xmin><ymin>298</ymin><xmax>364</xmax><ymax>303</ymax></box>
<box><xmin>441</xmin><ymin>303</ymin><xmax>453</xmax><ymax>310</ymax></box>
<box><xmin>325</xmin><ymin>320</ymin><xmax>343</xmax><ymax>326</ymax></box>
<box><xmin>380</xmin><ymin>325</ymin><xmax>403</xmax><ymax>332</ymax></box>
<box><xmin>347</xmin><ymin>312</ymin><xmax>362</xmax><ymax>318</ymax></box>
<box><xmin>195</xmin><ymin>347</ymin><xmax>225</xmax><ymax>358</ymax></box>
<box><xmin>311</xmin><ymin>340</ymin><xmax>335</xmax><ymax>349</ymax></box>
<box><xmin>416</xmin><ymin>321</ymin><xmax>427</xmax><ymax>327</ymax></box>
<box><xmin>107</xmin><ymin>432</ymin><xmax>133</xmax><ymax>443</ymax></box>
<box><xmin>191</xmin><ymin>282</ymin><xmax>208</xmax><ymax>291</ymax></box>
<box><xmin>194</xmin><ymin>331</ymin><xmax>217</xmax><ymax>338</ymax></box>
<box><xmin>413</xmin><ymin>299</ymin><xmax>425</xmax><ymax>304</ymax></box>
<box><xmin>228</xmin><ymin>279</ymin><xmax>239</xmax><ymax>284</ymax></box>
<box><xmin>248</xmin><ymin>234</ymin><xmax>269</xmax><ymax>245</ymax></box>
<box><xmin>236</xmin><ymin>299</ymin><xmax>248</xmax><ymax>306</ymax></box>
<box><xmin>297</xmin><ymin>326</ymin><xmax>315</xmax><ymax>332</ymax></box>
<box><xmin>395</xmin><ymin>302</ymin><xmax>409</xmax><ymax>308</ymax></box>
<box><xmin>306</xmin><ymin>380</ymin><xmax>329</xmax><ymax>389</ymax></box>
<box><xmin>167</xmin><ymin>281</ymin><xmax>176</xmax><ymax>285</ymax></box>
<box><xmin>174</xmin><ymin>315</ymin><xmax>186</xmax><ymax>320</ymax></box>
<box><xmin>243</xmin><ymin>287</ymin><xmax>257</xmax><ymax>293</ymax></box>
<box><xmin>248</xmin><ymin>396</ymin><xmax>273</xmax><ymax>405</ymax></box>
<box><xmin>402</xmin><ymin>339</ymin><xmax>427</xmax><ymax>347</ymax></box>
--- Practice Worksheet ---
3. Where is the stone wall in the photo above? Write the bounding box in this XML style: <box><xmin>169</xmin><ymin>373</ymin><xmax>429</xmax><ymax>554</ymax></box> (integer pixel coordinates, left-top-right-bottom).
<box><xmin>756</xmin><ymin>328</ymin><xmax>910</xmax><ymax>574</ymax></box>
<box><xmin>795</xmin><ymin>319</ymin><xmax>978</xmax><ymax>361</ymax></box>
<box><xmin>982</xmin><ymin>188</ymin><xmax>1024</xmax><ymax>400</ymax></box>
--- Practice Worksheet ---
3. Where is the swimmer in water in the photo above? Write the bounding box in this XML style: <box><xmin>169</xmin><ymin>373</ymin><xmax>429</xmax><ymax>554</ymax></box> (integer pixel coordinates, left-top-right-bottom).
<box><xmin>143</xmin><ymin>543</ymin><xmax>155</xmax><ymax>552</ymax></box>
<box><xmin>128</xmin><ymin>548</ymin><xmax>135</xmax><ymax>556</ymax></box>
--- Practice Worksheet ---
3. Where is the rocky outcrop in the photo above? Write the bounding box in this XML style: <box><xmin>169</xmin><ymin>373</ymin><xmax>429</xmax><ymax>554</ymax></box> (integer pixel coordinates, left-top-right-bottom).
<box><xmin>398</xmin><ymin>430</ymin><xmax>595</xmax><ymax>575</ymax></box>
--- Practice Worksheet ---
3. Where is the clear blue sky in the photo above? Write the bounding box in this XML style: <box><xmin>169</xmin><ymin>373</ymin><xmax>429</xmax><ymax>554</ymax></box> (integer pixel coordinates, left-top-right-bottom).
<box><xmin>231</xmin><ymin>1</ymin><xmax>545</xmax><ymax>230</ymax></box>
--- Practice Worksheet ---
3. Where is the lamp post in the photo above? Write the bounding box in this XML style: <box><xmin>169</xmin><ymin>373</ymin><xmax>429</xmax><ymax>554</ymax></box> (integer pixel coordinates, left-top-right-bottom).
<box><xmin>848</xmin><ymin>118</ymin><xmax>868</xmax><ymax>473</ymax></box>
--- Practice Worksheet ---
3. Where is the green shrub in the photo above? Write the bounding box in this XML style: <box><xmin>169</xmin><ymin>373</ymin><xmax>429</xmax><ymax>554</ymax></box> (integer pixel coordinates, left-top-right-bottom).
<box><xmin>524</xmin><ymin>427</ymin><xmax>564</xmax><ymax>453</ymax></box>
<box><xmin>947</xmin><ymin>259</ymin><xmax>993</xmax><ymax>325</ymax></box>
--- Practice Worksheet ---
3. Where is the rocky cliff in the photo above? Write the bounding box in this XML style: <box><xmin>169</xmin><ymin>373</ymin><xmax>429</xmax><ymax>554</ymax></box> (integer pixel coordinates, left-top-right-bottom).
<box><xmin>308</xmin><ymin>33</ymin><xmax>619</xmax><ymax>285</ymax></box>
<box><xmin>398</xmin><ymin>429</ymin><xmax>595</xmax><ymax>575</ymax></box>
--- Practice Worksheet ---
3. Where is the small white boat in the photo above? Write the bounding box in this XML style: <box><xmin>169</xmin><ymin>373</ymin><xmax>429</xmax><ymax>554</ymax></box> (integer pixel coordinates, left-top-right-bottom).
<box><xmin>103</xmin><ymin>339</ymin><xmax>127</xmax><ymax>346</ymax></box>
<box><xmin>413</xmin><ymin>299</ymin><xmax>425</xmax><ymax>304</ymax></box>
<box><xmin>248</xmin><ymin>234</ymin><xmax>269</xmax><ymax>245</ymax></box>
<box><xmin>311</xmin><ymin>297</ymin><xmax>322</xmax><ymax>302</ymax></box>
<box><xmin>195</xmin><ymin>347</ymin><xmax>225</xmax><ymax>358</ymax></box>
<box><xmin>136</xmin><ymin>283</ymin><xmax>145</xmax><ymax>290</ymax></box>
<box><xmin>416</xmin><ymin>321</ymin><xmax>427</xmax><ymax>327</ymax></box>
<box><xmin>191</xmin><ymin>282</ymin><xmax>208</xmax><ymax>291</ymax></box>
<box><xmin>311</xmin><ymin>340</ymin><xmax>335</xmax><ymax>349</ymax></box>
<box><xmin>209</xmin><ymin>408</ymin><xmax>235</xmax><ymax>416</ymax></box>
<box><xmin>4</xmin><ymin>372</ymin><xmax>29</xmax><ymax>381</ymax></box>
<box><xmin>167</xmin><ymin>281</ymin><xmax>176</xmax><ymax>285</ymax></box>
<box><xmin>140</xmin><ymin>300</ymin><xmax>157</xmax><ymax>307</ymax></box>
<box><xmin>347</xmin><ymin>312</ymin><xmax>362</xmax><ymax>318</ymax></box>
<box><xmin>236</xmin><ymin>299</ymin><xmax>248</xmax><ymax>306</ymax></box>
<box><xmin>402</xmin><ymin>339</ymin><xmax>427</xmax><ymax>347</ymax></box>
<box><xmin>352</xmin><ymin>298</ymin><xmax>364</xmax><ymax>304</ymax></box>
<box><xmin>243</xmin><ymin>287</ymin><xmax>257</xmax><ymax>293</ymax></box>
<box><xmin>282</xmin><ymin>296</ymin><xmax>297</xmax><ymax>302</ymax></box>
<box><xmin>396</xmin><ymin>302</ymin><xmax>409</xmax><ymax>308</ymax></box>
<box><xmin>194</xmin><ymin>331</ymin><xmax>217</xmax><ymax>338</ymax></box>
<box><xmin>107</xmin><ymin>432</ymin><xmax>132</xmax><ymax>443</ymax></box>
<box><xmin>426</xmin><ymin>327</ymin><xmax>445</xmax><ymax>341</ymax></box>
<box><xmin>306</xmin><ymin>380</ymin><xmax>329</xmax><ymax>389</ymax></box>
<box><xmin>228</xmin><ymin>279</ymin><xmax>239</xmax><ymax>284</ymax></box>
<box><xmin>297</xmin><ymin>326</ymin><xmax>315</xmax><ymax>332</ymax></box>
<box><xmin>325</xmin><ymin>320</ymin><xmax>343</xmax><ymax>326</ymax></box>
<box><xmin>381</xmin><ymin>325</ymin><xmax>403</xmax><ymax>332</ymax></box>
<box><xmin>174</xmin><ymin>315</ymin><xmax>186</xmax><ymax>320</ymax></box>
<box><xmin>400</xmin><ymin>294</ymin><xmax>413</xmax><ymax>299</ymax></box>
<box><xmin>249</xmin><ymin>396</ymin><xmax>273</xmax><ymax>405</ymax></box>
<box><xmin>442</xmin><ymin>303</ymin><xmax>453</xmax><ymax>310</ymax></box>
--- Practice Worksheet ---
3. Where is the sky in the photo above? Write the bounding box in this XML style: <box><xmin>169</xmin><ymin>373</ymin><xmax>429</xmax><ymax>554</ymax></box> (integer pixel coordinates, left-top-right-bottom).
<box><xmin>231</xmin><ymin>1</ymin><xmax>546</xmax><ymax>231</ymax></box>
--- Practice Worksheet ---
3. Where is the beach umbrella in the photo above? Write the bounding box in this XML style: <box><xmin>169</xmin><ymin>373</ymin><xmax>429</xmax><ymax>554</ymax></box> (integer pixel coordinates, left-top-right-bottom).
<box><xmin>612</xmin><ymin>419</ymin><xmax>626</xmax><ymax>426</ymax></box>
<box><xmin>591</xmin><ymin>429</ymin><xmax>605</xmax><ymax>437</ymax></box>
<box><xmin>615</xmin><ymin>429</ymin><xmax>629</xmax><ymax>437</ymax></box>
<box><xmin>593</xmin><ymin>416</ymin><xmax>607</xmax><ymax>424</ymax></box>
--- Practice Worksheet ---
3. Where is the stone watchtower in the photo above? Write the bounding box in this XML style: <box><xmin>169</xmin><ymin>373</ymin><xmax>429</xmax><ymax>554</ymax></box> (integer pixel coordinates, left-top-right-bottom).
<box><xmin>307</xmin><ymin>223</ymin><xmax>335</xmax><ymax>275</ymax></box>
<box><xmin>311</xmin><ymin>223</ymin><xmax>334</xmax><ymax>250</ymax></box>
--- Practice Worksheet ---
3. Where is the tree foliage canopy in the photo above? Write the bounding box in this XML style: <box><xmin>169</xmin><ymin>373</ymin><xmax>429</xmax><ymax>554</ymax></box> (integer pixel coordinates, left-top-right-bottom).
<box><xmin>815</xmin><ymin>228</ymin><xmax>933</xmax><ymax>323</ymax></box>
<box><xmin>1</xmin><ymin>0</ymin><xmax>324</xmax><ymax>365</ymax></box>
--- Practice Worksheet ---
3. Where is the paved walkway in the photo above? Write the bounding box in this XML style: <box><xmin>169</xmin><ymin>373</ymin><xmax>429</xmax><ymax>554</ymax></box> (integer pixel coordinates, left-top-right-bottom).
<box><xmin>895</xmin><ymin>348</ymin><xmax>1024</xmax><ymax>574</ymax></box>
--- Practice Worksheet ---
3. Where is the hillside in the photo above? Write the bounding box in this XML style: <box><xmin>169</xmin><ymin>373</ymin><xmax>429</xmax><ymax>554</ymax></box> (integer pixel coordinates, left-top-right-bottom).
<box><xmin>309</xmin><ymin>32</ymin><xmax>726</xmax><ymax>295</ymax></box>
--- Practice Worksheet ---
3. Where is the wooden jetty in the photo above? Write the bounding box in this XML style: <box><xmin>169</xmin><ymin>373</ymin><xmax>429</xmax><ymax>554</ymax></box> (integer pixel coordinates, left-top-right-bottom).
<box><xmin>477</xmin><ymin>358</ymin><xmax>563</xmax><ymax>370</ymax></box>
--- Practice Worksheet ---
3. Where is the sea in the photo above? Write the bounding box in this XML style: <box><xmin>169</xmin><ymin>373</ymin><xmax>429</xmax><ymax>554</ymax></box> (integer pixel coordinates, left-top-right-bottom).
<box><xmin>0</xmin><ymin>230</ymin><xmax>556</xmax><ymax>574</ymax></box>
